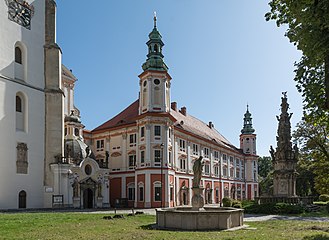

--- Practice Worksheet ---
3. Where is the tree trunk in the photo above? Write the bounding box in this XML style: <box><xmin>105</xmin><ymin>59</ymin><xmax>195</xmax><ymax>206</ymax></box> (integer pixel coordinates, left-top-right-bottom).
<box><xmin>325</xmin><ymin>54</ymin><xmax>329</xmax><ymax>109</ymax></box>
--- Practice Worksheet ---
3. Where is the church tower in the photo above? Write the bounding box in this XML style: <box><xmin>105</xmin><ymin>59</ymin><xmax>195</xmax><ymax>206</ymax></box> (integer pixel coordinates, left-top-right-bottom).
<box><xmin>240</xmin><ymin>105</ymin><xmax>256</xmax><ymax>155</ymax></box>
<box><xmin>139</xmin><ymin>13</ymin><xmax>171</xmax><ymax>114</ymax></box>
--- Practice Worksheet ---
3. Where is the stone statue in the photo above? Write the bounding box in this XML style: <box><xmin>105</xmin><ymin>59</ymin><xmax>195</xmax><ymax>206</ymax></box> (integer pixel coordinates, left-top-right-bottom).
<box><xmin>269</xmin><ymin>145</ymin><xmax>275</xmax><ymax>162</ymax></box>
<box><xmin>97</xmin><ymin>181</ymin><xmax>102</xmax><ymax>198</ymax></box>
<box><xmin>72</xmin><ymin>178</ymin><xmax>79</xmax><ymax>198</ymax></box>
<box><xmin>192</xmin><ymin>156</ymin><xmax>203</xmax><ymax>187</ymax></box>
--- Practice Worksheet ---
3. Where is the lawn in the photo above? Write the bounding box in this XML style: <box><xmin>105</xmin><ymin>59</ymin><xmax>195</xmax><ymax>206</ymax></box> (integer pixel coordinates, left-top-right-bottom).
<box><xmin>0</xmin><ymin>212</ymin><xmax>329</xmax><ymax>240</ymax></box>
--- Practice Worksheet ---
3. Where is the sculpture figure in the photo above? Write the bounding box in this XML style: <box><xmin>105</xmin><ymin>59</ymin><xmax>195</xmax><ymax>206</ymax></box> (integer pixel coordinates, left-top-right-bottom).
<box><xmin>192</xmin><ymin>156</ymin><xmax>203</xmax><ymax>187</ymax></box>
<box><xmin>72</xmin><ymin>177</ymin><xmax>79</xmax><ymax>197</ymax></box>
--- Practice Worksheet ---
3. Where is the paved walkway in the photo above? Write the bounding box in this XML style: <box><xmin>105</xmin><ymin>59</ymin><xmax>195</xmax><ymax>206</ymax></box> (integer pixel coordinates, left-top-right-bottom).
<box><xmin>82</xmin><ymin>208</ymin><xmax>329</xmax><ymax>222</ymax></box>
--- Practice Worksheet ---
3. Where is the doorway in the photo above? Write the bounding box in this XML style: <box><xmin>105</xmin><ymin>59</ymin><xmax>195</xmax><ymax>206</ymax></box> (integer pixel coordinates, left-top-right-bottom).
<box><xmin>83</xmin><ymin>188</ymin><xmax>94</xmax><ymax>209</ymax></box>
<box><xmin>18</xmin><ymin>190</ymin><xmax>26</xmax><ymax>208</ymax></box>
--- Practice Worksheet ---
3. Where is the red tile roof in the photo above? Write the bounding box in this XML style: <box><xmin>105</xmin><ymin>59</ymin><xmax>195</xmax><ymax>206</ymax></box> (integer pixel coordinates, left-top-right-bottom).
<box><xmin>92</xmin><ymin>100</ymin><xmax>239</xmax><ymax>151</ymax></box>
<box><xmin>92</xmin><ymin>100</ymin><xmax>139</xmax><ymax>132</ymax></box>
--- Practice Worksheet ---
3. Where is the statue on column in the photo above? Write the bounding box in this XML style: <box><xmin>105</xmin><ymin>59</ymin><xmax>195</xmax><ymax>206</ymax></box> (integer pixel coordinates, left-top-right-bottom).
<box><xmin>72</xmin><ymin>177</ymin><xmax>79</xmax><ymax>198</ymax></box>
<box><xmin>192</xmin><ymin>156</ymin><xmax>203</xmax><ymax>187</ymax></box>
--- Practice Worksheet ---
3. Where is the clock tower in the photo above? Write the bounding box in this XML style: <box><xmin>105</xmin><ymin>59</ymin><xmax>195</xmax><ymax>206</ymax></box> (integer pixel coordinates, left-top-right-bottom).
<box><xmin>240</xmin><ymin>105</ymin><xmax>256</xmax><ymax>155</ymax></box>
<box><xmin>138</xmin><ymin>13</ymin><xmax>171</xmax><ymax>114</ymax></box>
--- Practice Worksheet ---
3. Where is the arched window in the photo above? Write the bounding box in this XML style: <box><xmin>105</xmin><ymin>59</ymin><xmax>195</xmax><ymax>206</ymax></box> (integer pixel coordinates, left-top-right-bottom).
<box><xmin>16</xmin><ymin>96</ymin><xmax>22</xmax><ymax>112</ymax></box>
<box><xmin>15</xmin><ymin>46</ymin><xmax>22</xmax><ymax>64</ymax></box>
<box><xmin>154</xmin><ymin>44</ymin><xmax>158</xmax><ymax>52</ymax></box>
<box><xmin>74</xmin><ymin>128</ymin><xmax>79</xmax><ymax>136</ymax></box>
<box><xmin>142</xmin><ymin>88</ymin><xmax>147</xmax><ymax>107</ymax></box>
<box><xmin>154</xmin><ymin>86</ymin><xmax>161</xmax><ymax>105</ymax></box>
<box><xmin>127</xmin><ymin>183</ymin><xmax>135</xmax><ymax>201</ymax></box>
<box><xmin>14</xmin><ymin>42</ymin><xmax>26</xmax><ymax>80</ymax></box>
<box><xmin>18</xmin><ymin>190</ymin><xmax>27</xmax><ymax>208</ymax></box>
<box><xmin>16</xmin><ymin>94</ymin><xmax>25</xmax><ymax>131</ymax></box>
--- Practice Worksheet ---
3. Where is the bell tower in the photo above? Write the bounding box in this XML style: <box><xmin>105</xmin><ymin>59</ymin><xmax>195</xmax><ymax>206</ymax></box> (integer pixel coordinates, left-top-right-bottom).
<box><xmin>139</xmin><ymin>13</ymin><xmax>171</xmax><ymax>114</ymax></box>
<box><xmin>240</xmin><ymin>105</ymin><xmax>256</xmax><ymax>155</ymax></box>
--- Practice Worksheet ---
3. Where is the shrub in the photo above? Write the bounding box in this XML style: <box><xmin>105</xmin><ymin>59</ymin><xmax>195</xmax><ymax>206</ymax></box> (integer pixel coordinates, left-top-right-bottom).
<box><xmin>232</xmin><ymin>200</ymin><xmax>242</xmax><ymax>208</ymax></box>
<box><xmin>222</xmin><ymin>197</ymin><xmax>233</xmax><ymax>207</ymax></box>
<box><xmin>318</xmin><ymin>194</ymin><xmax>329</xmax><ymax>202</ymax></box>
<box><xmin>244</xmin><ymin>202</ymin><xmax>304</xmax><ymax>214</ymax></box>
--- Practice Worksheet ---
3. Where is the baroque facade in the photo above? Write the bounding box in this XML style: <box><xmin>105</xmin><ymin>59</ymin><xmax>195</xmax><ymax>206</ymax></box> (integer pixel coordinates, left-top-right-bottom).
<box><xmin>85</xmin><ymin>17</ymin><xmax>259</xmax><ymax>208</ymax></box>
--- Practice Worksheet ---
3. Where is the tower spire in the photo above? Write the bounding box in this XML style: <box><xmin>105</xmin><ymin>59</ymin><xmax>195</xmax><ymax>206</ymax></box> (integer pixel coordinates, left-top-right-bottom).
<box><xmin>241</xmin><ymin>105</ymin><xmax>255</xmax><ymax>134</ymax></box>
<box><xmin>142</xmin><ymin>13</ymin><xmax>168</xmax><ymax>72</ymax></box>
<box><xmin>153</xmin><ymin>11</ymin><xmax>157</xmax><ymax>28</ymax></box>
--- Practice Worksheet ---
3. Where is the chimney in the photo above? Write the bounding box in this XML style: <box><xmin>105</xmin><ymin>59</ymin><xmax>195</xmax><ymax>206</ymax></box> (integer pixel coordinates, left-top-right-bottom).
<box><xmin>180</xmin><ymin>107</ymin><xmax>187</xmax><ymax>116</ymax></box>
<box><xmin>208</xmin><ymin>121</ymin><xmax>214</xmax><ymax>129</ymax></box>
<box><xmin>171</xmin><ymin>102</ymin><xmax>177</xmax><ymax>111</ymax></box>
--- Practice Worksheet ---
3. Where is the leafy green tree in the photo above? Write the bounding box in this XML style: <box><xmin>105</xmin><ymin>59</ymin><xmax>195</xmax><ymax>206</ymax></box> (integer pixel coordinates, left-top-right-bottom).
<box><xmin>294</xmin><ymin>119</ymin><xmax>329</xmax><ymax>195</ymax></box>
<box><xmin>258</xmin><ymin>156</ymin><xmax>272</xmax><ymax>178</ymax></box>
<box><xmin>258</xmin><ymin>156</ymin><xmax>273</xmax><ymax>196</ymax></box>
<box><xmin>265</xmin><ymin>0</ymin><xmax>329</xmax><ymax>112</ymax></box>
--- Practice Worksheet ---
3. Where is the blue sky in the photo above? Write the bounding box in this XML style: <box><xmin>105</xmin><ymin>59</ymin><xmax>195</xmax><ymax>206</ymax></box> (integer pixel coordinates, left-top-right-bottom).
<box><xmin>56</xmin><ymin>1</ymin><xmax>302</xmax><ymax>157</ymax></box>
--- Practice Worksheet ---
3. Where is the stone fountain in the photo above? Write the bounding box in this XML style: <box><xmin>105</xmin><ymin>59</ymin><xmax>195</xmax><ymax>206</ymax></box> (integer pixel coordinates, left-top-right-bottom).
<box><xmin>156</xmin><ymin>156</ymin><xmax>244</xmax><ymax>230</ymax></box>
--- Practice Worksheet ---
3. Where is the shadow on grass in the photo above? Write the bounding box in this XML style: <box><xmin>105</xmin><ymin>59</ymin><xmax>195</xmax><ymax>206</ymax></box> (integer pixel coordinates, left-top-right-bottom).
<box><xmin>140</xmin><ymin>223</ymin><xmax>157</xmax><ymax>230</ymax></box>
<box><xmin>302</xmin><ymin>234</ymin><xmax>329</xmax><ymax>240</ymax></box>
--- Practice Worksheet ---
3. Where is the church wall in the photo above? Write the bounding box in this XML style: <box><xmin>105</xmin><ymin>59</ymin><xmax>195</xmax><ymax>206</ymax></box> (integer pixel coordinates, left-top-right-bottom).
<box><xmin>0</xmin><ymin>0</ymin><xmax>46</xmax><ymax>209</ymax></box>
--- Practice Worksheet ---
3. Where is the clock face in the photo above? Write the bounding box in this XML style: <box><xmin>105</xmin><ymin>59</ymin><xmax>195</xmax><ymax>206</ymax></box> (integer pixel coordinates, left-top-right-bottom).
<box><xmin>5</xmin><ymin>0</ymin><xmax>34</xmax><ymax>29</ymax></box>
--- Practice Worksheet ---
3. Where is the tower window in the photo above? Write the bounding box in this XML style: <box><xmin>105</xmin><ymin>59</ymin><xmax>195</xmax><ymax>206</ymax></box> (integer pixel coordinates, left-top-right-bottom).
<box><xmin>16</xmin><ymin>94</ymin><xmax>26</xmax><ymax>131</ymax></box>
<box><xmin>16</xmin><ymin>96</ymin><xmax>22</xmax><ymax>112</ymax></box>
<box><xmin>154</xmin><ymin>125</ymin><xmax>161</xmax><ymax>136</ymax></box>
<box><xmin>15</xmin><ymin>46</ymin><xmax>22</xmax><ymax>64</ymax></box>
<box><xmin>154</xmin><ymin>44</ymin><xmax>158</xmax><ymax>53</ymax></box>
<box><xmin>74</xmin><ymin>128</ymin><xmax>79</xmax><ymax>136</ymax></box>
<box><xmin>143</xmin><ymin>81</ymin><xmax>147</xmax><ymax>87</ymax></box>
<box><xmin>154</xmin><ymin>79</ymin><xmax>160</xmax><ymax>85</ymax></box>
<box><xmin>141</xmin><ymin>127</ymin><xmax>145</xmax><ymax>137</ymax></box>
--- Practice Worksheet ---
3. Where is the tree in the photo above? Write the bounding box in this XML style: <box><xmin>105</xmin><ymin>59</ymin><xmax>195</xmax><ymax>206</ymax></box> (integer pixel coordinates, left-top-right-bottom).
<box><xmin>258</xmin><ymin>156</ymin><xmax>273</xmax><ymax>196</ymax></box>
<box><xmin>265</xmin><ymin>0</ymin><xmax>329</xmax><ymax>112</ymax></box>
<box><xmin>293</xmin><ymin>118</ymin><xmax>329</xmax><ymax>194</ymax></box>
<box><xmin>258</xmin><ymin>156</ymin><xmax>272</xmax><ymax>178</ymax></box>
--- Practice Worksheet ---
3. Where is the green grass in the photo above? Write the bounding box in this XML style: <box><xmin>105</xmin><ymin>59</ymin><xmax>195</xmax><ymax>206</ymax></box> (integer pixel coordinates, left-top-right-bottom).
<box><xmin>0</xmin><ymin>213</ymin><xmax>329</xmax><ymax>240</ymax></box>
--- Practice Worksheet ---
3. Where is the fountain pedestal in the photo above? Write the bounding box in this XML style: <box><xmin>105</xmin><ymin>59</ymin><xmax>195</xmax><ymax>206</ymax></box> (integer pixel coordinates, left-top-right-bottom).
<box><xmin>191</xmin><ymin>187</ymin><xmax>204</xmax><ymax>210</ymax></box>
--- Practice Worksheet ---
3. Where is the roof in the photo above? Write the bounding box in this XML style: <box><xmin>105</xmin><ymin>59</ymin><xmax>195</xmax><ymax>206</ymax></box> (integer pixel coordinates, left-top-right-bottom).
<box><xmin>92</xmin><ymin>100</ymin><xmax>239</xmax><ymax>152</ymax></box>
<box><xmin>170</xmin><ymin>109</ymin><xmax>237</xmax><ymax>151</ymax></box>
<box><xmin>92</xmin><ymin>100</ymin><xmax>139</xmax><ymax>132</ymax></box>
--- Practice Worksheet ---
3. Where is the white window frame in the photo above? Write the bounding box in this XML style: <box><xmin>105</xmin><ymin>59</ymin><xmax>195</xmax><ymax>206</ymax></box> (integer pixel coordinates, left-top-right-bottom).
<box><xmin>127</xmin><ymin>183</ymin><xmax>135</xmax><ymax>201</ymax></box>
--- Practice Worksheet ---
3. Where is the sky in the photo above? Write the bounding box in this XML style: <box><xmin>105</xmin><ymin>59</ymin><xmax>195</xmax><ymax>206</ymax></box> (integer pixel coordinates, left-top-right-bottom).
<box><xmin>56</xmin><ymin>1</ymin><xmax>303</xmax><ymax>157</ymax></box>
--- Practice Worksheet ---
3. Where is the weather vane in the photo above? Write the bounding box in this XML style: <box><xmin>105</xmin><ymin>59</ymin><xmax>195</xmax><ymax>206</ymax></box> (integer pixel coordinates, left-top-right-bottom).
<box><xmin>154</xmin><ymin>11</ymin><xmax>157</xmax><ymax>28</ymax></box>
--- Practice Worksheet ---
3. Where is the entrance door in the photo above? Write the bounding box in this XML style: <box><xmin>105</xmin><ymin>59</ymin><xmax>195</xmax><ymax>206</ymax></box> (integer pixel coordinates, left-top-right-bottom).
<box><xmin>18</xmin><ymin>190</ymin><xmax>26</xmax><ymax>208</ymax></box>
<box><xmin>83</xmin><ymin>188</ymin><xmax>93</xmax><ymax>209</ymax></box>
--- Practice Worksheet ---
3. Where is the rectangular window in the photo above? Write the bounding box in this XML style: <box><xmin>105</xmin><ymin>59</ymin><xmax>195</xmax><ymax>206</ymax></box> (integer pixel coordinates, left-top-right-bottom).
<box><xmin>140</xmin><ymin>127</ymin><xmax>145</xmax><ymax>138</ymax></box>
<box><xmin>180</xmin><ymin>158</ymin><xmax>186</xmax><ymax>170</ymax></box>
<box><xmin>236</xmin><ymin>168</ymin><xmax>240</xmax><ymax>179</ymax></box>
<box><xmin>204</xmin><ymin>147</ymin><xmax>209</xmax><ymax>158</ymax></box>
<box><xmin>241</xmin><ymin>168</ymin><xmax>245</xmax><ymax>179</ymax></box>
<box><xmin>155</xmin><ymin>186</ymin><xmax>161</xmax><ymax>201</ymax></box>
<box><xmin>170</xmin><ymin>187</ymin><xmax>173</xmax><ymax>201</ymax></box>
<box><xmin>129</xmin><ymin>134</ymin><xmax>136</xmax><ymax>146</ymax></box>
<box><xmin>96</xmin><ymin>140</ymin><xmax>104</xmax><ymax>151</ymax></box>
<box><xmin>129</xmin><ymin>155</ymin><xmax>136</xmax><ymax>168</ymax></box>
<box><xmin>214</xmin><ymin>165</ymin><xmax>219</xmax><ymax>176</ymax></box>
<box><xmin>192</xmin><ymin>143</ymin><xmax>199</xmax><ymax>155</ymax></box>
<box><xmin>179</xmin><ymin>139</ymin><xmax>186</xmax><ymax>152</ymax></box>
<box><xmin>223</xmin><ymin>166</ymin><xmax>227</xmax><ymax>177</ymax></box>
<box><xmin>128</xmin><ymin>187</ymin><xmax>135</xmax><ymax>201</ymax></box>
<box><xmin>139</xmin><ymin>186</ymin><xmax>144</xmax><ymax>201</ymax></box>
<box><xmin>223</xmin><ymin>154</ymin><xmax>227</xmax><ymax>163</ymax></box>
<box><xmin>168</xmin><ymin>151</ymin><xmax>172</xmax><ymax>165</ymax></box>
<box><xmin>214</xmin><ymin>151</ymin><xmax>219</xmax><ymax>160</ymax></box>
<box><xmin>154</xmin><ymin>125</ymin><xmax>161</xmax><ymax>136</ymax></box>
<box><xmin>204</xmin><ymin>163</ymin><xmax>210</xmax><ymax>175</ymax></box>
<box><xmin>154</xmin><ymin>150</ymin><xmax>161</xmax><ymax>162</ymax></box>
<box><xmin>140</xmin><ymin>151</ymin><xmax>145</xmax><ymax>164</ymax></box>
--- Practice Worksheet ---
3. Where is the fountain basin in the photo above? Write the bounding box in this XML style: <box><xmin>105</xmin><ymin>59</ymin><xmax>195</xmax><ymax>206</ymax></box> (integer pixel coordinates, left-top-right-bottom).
<box><xmin>156</xmin><ymin>207</ymin><xmax>244</xmax><ymax>230</ymax></box>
